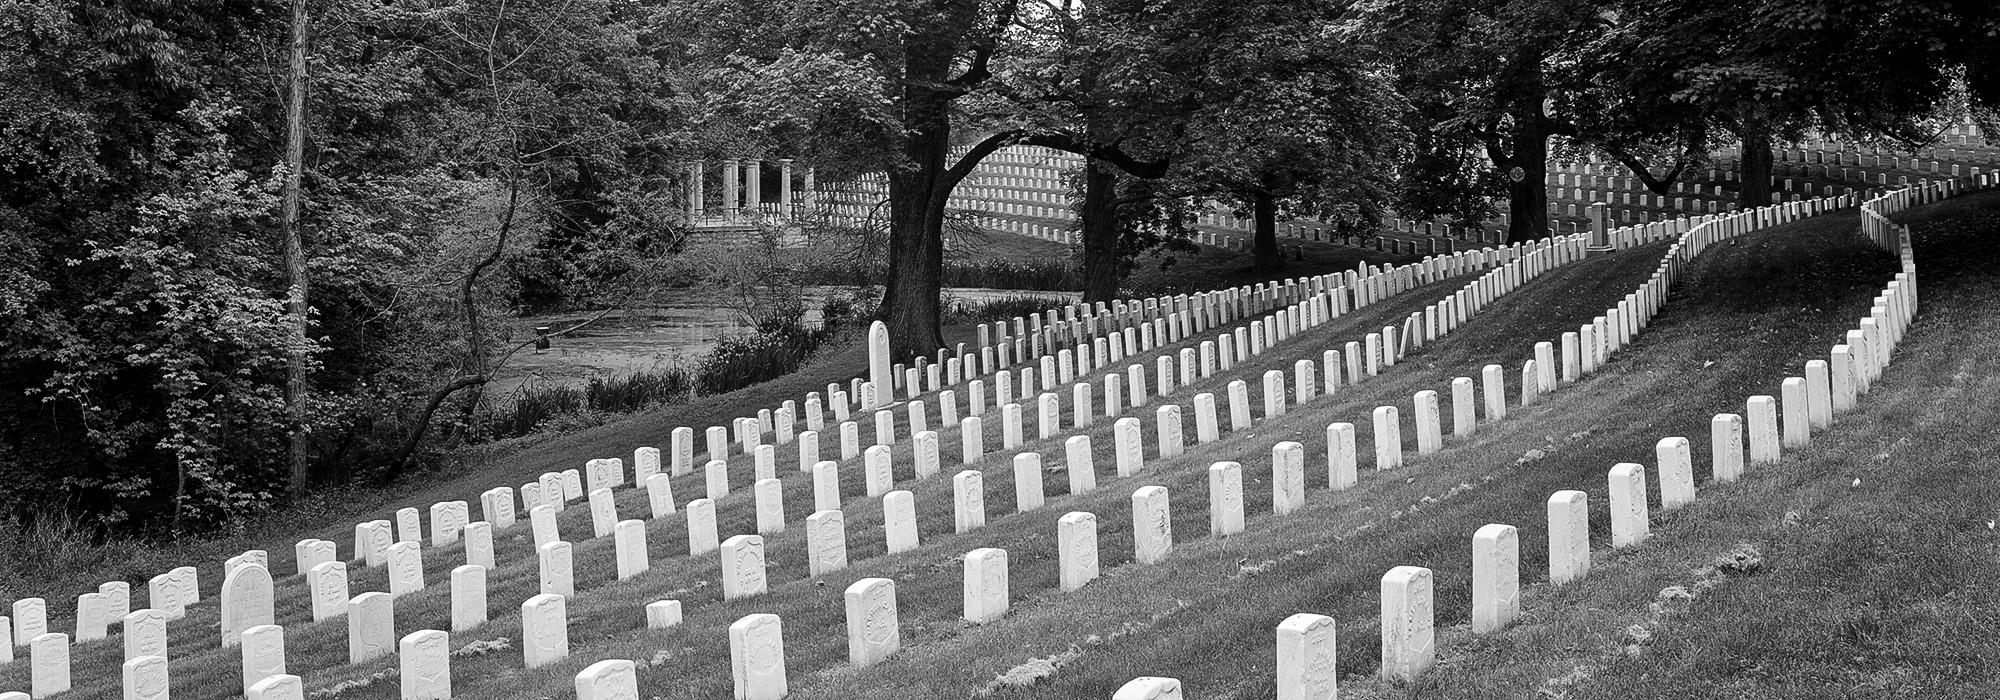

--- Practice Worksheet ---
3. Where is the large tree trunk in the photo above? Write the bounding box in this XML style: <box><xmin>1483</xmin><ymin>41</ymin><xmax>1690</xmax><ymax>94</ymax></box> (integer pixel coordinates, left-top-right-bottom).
<box><xmin>1739</xmin><ymin>123</ymin><xmax>1774</xmax><ymax>209</ymax></box>
<box><xmin>1079</xmin><ymin>157</ymin><xmax>1121</xmax><ymax>303</ymax></box>
<box><xmin>1251</xmin><ymin>190</ymin><xmax>1282</xmax><ymax>272</ymax></box>
<box><xmin>281</xmin><ymin>0</ymin><xmax>311</xmax><ymax>496</ymax></box>
<box><xmin>879</xmin><ymin>86</ymin><xmax>951</xmax><ymax>357</ymax></box>
<box><xmin>1504</xmin><ymin>119</ymin><xmax>1551</xmax><ymax>242</ymax></box>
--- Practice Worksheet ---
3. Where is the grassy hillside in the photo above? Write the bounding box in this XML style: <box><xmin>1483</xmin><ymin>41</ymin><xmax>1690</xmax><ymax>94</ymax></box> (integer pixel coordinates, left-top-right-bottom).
<box><xmin>1399</xmin><ymin>188</ymin><xmax>2000</xmax><ymax>700</ymax></box>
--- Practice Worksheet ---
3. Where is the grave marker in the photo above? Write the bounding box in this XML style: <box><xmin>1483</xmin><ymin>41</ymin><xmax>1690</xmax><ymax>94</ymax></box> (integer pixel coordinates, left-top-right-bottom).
<box><xmin>705</xmin><ymin>459</ymin><xmax>730</xmax><ymax>500</ymax></box>
<box><xmin>672</xmin><ymin>426</ymin><xmax>695</xmax><ymax>475</ymax></box>
<box><xmin>647</xmin><ymin>601</ymin><xmax>683</xmax><ymax>630</ymax></box>
<box><xmin>220</xmin><ymin>564</ymin><xmax>274</xmax><ymax>646</ymax></box>
<box><xmin>529</xmin><ymin>504</ymin><xmax>560</xmax><ymax>548</ymax></box>
<box><xmin>1263</xmin><ymin>370</ymin><xmax>1287</xmax><ymax>418</ymax></box>
<box><xmin>755</xmin><ymin>444</ymin><xmax>778</xmax><ymax>482</ymax></box>
<box><xmin>1272</xmin><ymin>441</ymin><xmax>1307</xmax><ymax>515</ymax></box>
<box><xmin>722</xmin><ymin>535</ymin><xmax>768</xmax><ymax>600</ymax></box>
<box><xmin>963</xmin><ymin>548</ymin><xmax>1009</xmax><ymax>624</ymax></box>
<box><xmin>1326</xmin><ymin>422</ymin><xmax>1357</xmax><ymax>490</ymax></box>
<box><xmin>844</xmin><ymin>578</ymin><xmax>901</xmax><ymax>668</ymax></box>
<box><xmin>1071</xmin><ymin>383</ymin><xmax>1092</xmax><ymax>428</ymax></box>
<box><xmin>348</xmin><ymin>592</ymin><xmax>395</xmax><ymax>663</ymax></box>
<box><xmin>386</xmin><ymin>541</ymin><xmax>424</xmax><ymax>597</ymax></box>
<box><xmin>400</xmin><ymin>630</ymin><xmax>452</xmax><ymax>700</ymax></box>
<box><xmin>295</xmin><ymin>539</ymin><xmax>336</xmax><ymax>576</ymax></box>
<box><xmin>1209</xmin><ymin>461</ymin><xmax>1245</xmax><ymax>536</ymax></box>
<box><xmin>1373</xmin><ymin>406</ymin><xmax>1403</xmax><ymax>470</ymax></box>
<box><xmin>692</xmin><ymin>498</ymin><xmax>724</xmax><ymax>556</ymax></box>
<box><xmin>396</xmin><ymin>508</ymin><xmax>422</xmax><ymax>544</ymax></box>
<box><xmin>1058</xmin><ymin>512</ymin><xmax>1100</xmax><ymax>591</ymax></box>
<box><xmin>1608</xmin><ymin>463</ymin><xmax>1650</xmax><ymax>547</ymax></box>
<box><xmin>226</xmin><ymin>550</ymin><xmax>269</xmax><ymax>577</ymax></box>
<box><xmin>635</xmin><ymin>446</ymin><xmax>661</xmax><ymax>484</ymax></box>
<box><xmin>1113</xmin><ymin>677</ymin><xmax>1184</xmax><ymax>700</ymax></box>
<box><xmin>953</xmin><ymin>470</ymin><xmax>987</xmax><ymax>533</ymax></box>
<box><xmin>308</xmin><ymin>561</ymin><xmax>349</xmax><ymax>622</ymax></box>
<box><xmin>246</xmin><ymin>674</ymin><xmax>302</xmax><ymax>700</ymax></box>
<box><xmin>961</xmin><ymin>416</ymin><xmax>984</xmax><ymax>463</ymax></box>
<box><xmin>1014</xmin><ymin>453</ymin><xmax>1046</xmax><ymax>512</ymax></box>
<box><xmin>646</xmin><ymin>473</ymin><xmax>677</xmax><ymax>519</ymax></box>
<box><xmin>1781</xmin><ymin>377</ymin><xmax>1811</xmax><ymax>447</ymax></box>
<box><xmin>1471</xmin><ymin>524</ymin><xmax>1520</xmax><ymax>633</ymax></box>
<box><xmin>29</xmin><ymin>632</ymin><xmax>69</xmax><ymax>698</ymax></box>
<box><xmin>808</xmin><ymin>510</ymin><xmax>848</xmax><ymax>576</ymax></box>
<box><xmin>1131</xmin><ymin>486</ymin><xmax>1173</xmax><ymax>564</ymax></box>
<box><xmin>1114</xmin><ymin>417</ymin><xmax>1144</xmax><ymax>476</ymax></box>
<box><xmin>451</xmin><ymin>565</ymin><xmax>486</xmax><ymax>632</ymax></box>
<box><xmin>728</xmin><ymin>614</ymin><xmax>788</xmax><ymax>700</ymax></box>
<box><xmin>1657</xmin><ymin>437</ymin><xmax>1695</xmax><ymax>510</ymax></box>
<box><xmin>865</xmin><ymin>445</ymin><xmax>895</xmax><ymax>497</ymax></box>
<box><xmin>1063</xmin><ymin>434</ymin><xmax>1097</xmax><ymax>495</ymax></box>
<box><xmin>1379</xmin><ymin>566</ymin><xmax>1435</xmax><ymax>682</ymax></box>
<box><xmin>73</xmin><ymin>593</ymin><xmax>106</xmax><ymax>643</ymax></box>
<box><xmin>885</xmin><ymin>491</ymin><xmax>920</xmax><ymax>553</ymax></box>
<box><xmin>1747</xmin><ymin>395</ymin><xmax>1780</xmax><ymax>464</ymax></box>
<box><xmin>1156</xmin><ymin>405</ymin><xmax>1184</xmax><ymax>459</ymax></box>
<box><xmin>1711</xmin><ymin>413</ymin><xmax>1745</xmax><ymax>482</ymax></box>
<box><xmin>615</xmin><ymin>519</ymin><xmax>650</xmax><ymax>579</ymax></box>
<box><xmin>521</xmin><ymin>594</ymin><xmax>568</xmax><ymax>670</ymax></box>
<box><xmin>811</xmin><ymin>460</ymin><xmax>841</xmax><ymax>513</ymax></box>
<box><xmin>539</xmin><ymin>541</ymin><xmax>575</xmax><ymax>598</ymax></box>
<box><xmin>123</xmin><ymin>609</ymin><xmax>167</xmax><ymax>661</ymax></box>
<box><xmin>1546</xmin><ymin>491</ymin><xmax>1590</xmax><ymax>584</ymax></box>
<box><xmin>915</xmin><ymin>430</ymin><xmax>941</xmax><ymax>479</ymax></box>
<box><xmin>574</xmin><ymin>659</ymin><xmax>637</xmax><ymax>700</ymax></box>
<box><xmin>123</xmin><ymin>654</ymin><xmax>169</xmax><ymax>700</ymax></box>
<box><xmin>1414</xmin><ymin>390</ymin><xmax>1443</xmax><ymax>454</ymax></box>
<box><xmin>150</xmin><ymin>568</ymin><xmax>197</xmax><ymax>621</ymax></box>
<box><xmin>1482</xmin><ymin>365</ymin><xmax>1506</xmax><ymax>422</ymax></box>
<box><xmin>1276</xmin><ymin>613</ymin><xmax>1338</xmax><ymax>700</ymax></box>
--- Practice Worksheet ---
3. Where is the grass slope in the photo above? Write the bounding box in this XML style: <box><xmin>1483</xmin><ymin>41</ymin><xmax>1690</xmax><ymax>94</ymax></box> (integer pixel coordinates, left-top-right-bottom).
<box><xmin>1406</xmin><ymin>189</ymin><xmax>2000</xmax><ymax>700</ymax></box>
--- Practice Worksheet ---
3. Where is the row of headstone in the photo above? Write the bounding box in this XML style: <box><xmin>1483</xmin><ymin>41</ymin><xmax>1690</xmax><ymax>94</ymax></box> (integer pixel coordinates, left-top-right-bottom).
<box><xmin>0</xmin><ymin>184</ymin><xmax>1596</xmax><ymax>699</ymax></box>
<box><xmin>1096</xmin><ymin>174</ymin><xmax>1960</xmax><ymax>699</ymax></box>
<box><xmin>0</xmin><ymin>234</ymin><xmax>1502</xmax><ymax>700</ymax></box>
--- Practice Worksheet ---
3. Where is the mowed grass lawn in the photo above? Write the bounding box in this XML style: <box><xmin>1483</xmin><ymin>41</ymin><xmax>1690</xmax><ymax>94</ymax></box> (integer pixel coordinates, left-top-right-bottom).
<box><xmin>1401</xmin><ymin>189</ymin><xmax>2000</xmax><ymax>700</ymax></box>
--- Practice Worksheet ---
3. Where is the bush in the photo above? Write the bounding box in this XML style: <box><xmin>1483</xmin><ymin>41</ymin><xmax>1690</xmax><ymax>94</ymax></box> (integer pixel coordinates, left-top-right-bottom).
<box><xmin>695</xmin><ymin>320</ymin><xmax>832</xmax><ymax>395</ymax></box>
<box><xmin>585</xmin><ymin>369</ymin><xmax>694</xmax><ymax>413</ymax></box>
<box><xmin>488</xmin><ymin>382</ymin><xmax>586</xmax><ymax>438</ymax></box>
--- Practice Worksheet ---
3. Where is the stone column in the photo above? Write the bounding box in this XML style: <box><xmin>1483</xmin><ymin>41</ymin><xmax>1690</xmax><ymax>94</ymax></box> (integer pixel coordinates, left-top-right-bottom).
<box><xmin>687</xmin><ymin>161</ymin><xmax>704</xmax><ymax>224</ymax></box>
<box><xmin>746</xmin><ymin>159</ymin><xmax>764</xmax><ymax>215</ymax></box>
<box><xmin>779</xmin><ymin>159</ymin><xmax>795</xmax><ymax>216</ymax></box>
<box><xmin>723</xmin><ymin>159</ymin><xmax>741</xmax><ymax>219</ymax></box>
<box><xmin>1586</xmin><ymin>201</ymin><xmax>1612</xmax><ymax>254</ymax></box>
<box><xmin>803</xmin><ymin>166</ymin><xmax>816</xmax><ymax>214</ymax></box>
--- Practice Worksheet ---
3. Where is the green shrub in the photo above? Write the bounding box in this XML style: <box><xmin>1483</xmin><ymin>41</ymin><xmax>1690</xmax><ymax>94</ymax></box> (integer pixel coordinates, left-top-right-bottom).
<box><xmin>695</xmin><ymin>320</ymin><xmax>832</xmax><ymax>395</ymax></box>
